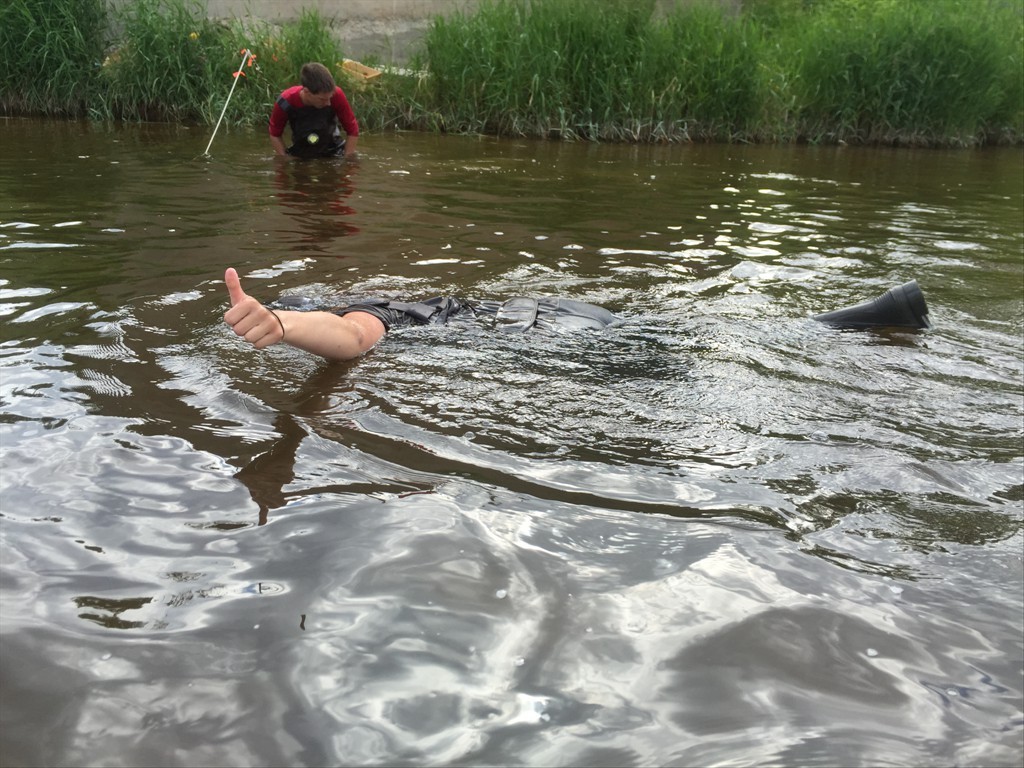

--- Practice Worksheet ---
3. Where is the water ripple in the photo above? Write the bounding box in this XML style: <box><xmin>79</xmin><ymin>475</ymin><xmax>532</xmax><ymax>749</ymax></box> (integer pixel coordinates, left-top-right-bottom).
<box><xmin>1</xmin><ymin>126</ymin><xmax>1021</xmax><ymax>768</ymax></box>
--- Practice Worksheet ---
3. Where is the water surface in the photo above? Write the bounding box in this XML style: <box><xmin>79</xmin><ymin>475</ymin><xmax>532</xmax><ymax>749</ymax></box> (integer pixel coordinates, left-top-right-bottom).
<box><xmin>1</xmin><ymin>118</ymin><xmax>1022</xmax><ymax>767</ymax></box>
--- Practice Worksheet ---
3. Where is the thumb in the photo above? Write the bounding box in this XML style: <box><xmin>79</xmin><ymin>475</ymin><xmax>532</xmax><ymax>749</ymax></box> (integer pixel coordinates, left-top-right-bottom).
<box><xmin>225</xmin><ymin>268</ymin><xmax>246</xmax><ymax>307</ymax></box>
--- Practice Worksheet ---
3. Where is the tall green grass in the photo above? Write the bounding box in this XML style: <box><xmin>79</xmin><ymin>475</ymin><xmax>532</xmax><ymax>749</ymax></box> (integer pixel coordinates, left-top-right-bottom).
<box><xmin>100</xmin><ymin>0</ymin><xmax>236</xmax><ymax>121</ymax></box>
<box><xmin>1</xmin><ymin>0</ymin><xmax>1021</xmax><ymax>146</ymax></box>
<box><xmin>419</xmin><ymin>0</ymin><xmax>765</xmax><ymax>141</ymax></box>
<box><xmin>2</xmin><ymin>0</ymin><xmax>350</xmax><ymax>125</ymax></box>
<box><xmin>0</xmin><ymin>0</ymin><xmax>108</xmax><ymax>116</ymax></box>
<box><xmin>781</xmin><ymin>0</ymin><xmax>1024</xmax><ymax>144</ymax></box>
<box><xmin>416</xmin><ymin>0</ymin><xmax>1021</xmax><ymax>145</ymax></box>
<box><xmin>102</xmin><ymin>2</ymin><xmax>350</xmax><ymax>123</ymax></box>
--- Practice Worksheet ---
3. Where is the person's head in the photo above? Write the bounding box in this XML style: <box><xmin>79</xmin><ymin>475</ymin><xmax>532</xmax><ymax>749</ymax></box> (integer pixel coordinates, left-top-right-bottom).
<box><xmin>299</xmin><ymin>62</ymin><xmax>335</xmax><ymax>107</ymax></box>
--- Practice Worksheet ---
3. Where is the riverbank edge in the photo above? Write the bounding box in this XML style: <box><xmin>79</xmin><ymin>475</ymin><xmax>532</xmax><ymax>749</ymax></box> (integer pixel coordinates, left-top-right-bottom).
<box><xmin>3</xmin><ymin>0</ymin><xmax>1021</xmax><ymax>148</ymax></box>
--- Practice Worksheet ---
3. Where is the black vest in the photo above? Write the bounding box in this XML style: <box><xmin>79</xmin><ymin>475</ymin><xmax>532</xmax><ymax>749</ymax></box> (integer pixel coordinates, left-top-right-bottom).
<box><xmin>276</xmin><ymin>96</ymin><xmax>344</xmax><ymax>158</ymax></box>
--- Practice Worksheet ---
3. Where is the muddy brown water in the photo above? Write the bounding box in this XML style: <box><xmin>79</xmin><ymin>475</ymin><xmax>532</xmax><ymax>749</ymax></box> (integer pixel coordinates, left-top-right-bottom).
<box><xmin>1</xmin><ymin>118</ymin><xmax>1022</xmax><ymax>767</ymax></box>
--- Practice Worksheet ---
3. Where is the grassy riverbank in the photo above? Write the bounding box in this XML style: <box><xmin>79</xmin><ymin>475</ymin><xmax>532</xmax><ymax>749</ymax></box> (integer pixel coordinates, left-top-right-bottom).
<box><xmin>2</xmin><ymin>0</ymin><xmax>1021</xmax><ymax>146</ymax></box>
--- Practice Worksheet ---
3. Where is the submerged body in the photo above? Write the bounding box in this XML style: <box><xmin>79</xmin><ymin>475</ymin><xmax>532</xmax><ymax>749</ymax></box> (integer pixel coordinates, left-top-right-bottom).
<box><xmin>280</xmin><ymin>295</ymin><xmax>622</xmax><ymax>333</ymax></box>
<box><xmin>224</xmin><ymin>267</ymin><xmax>928</xmax><ymax>362</ymax></box>
<box><xmin>223</xmin><ymin>269</ymin><xmax>621</xmax><ymax>362</ymax></box>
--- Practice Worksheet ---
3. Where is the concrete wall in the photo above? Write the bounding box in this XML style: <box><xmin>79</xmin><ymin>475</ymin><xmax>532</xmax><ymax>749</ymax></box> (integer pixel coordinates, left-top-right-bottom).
<box><xmin>199</xmin><ymin>0</ymin><xmax>479</xmax><ymax>63</ymax></box>
<box><xmin>196</xmin><ymin>0</ymin><xmax>740</xmax><ymax>63</ymax></box>
<box><xmin>205</xmin><ymin>0</ymin><xmax>478</xmax><ymax>21</ymax></box>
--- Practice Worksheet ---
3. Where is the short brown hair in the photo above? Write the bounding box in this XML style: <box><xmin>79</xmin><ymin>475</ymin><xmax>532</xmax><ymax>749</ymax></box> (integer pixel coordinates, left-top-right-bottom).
<box><xmin>300</xmin><ymin>62</ymin><xmax>335</xmax><ymax>94</ymax></box>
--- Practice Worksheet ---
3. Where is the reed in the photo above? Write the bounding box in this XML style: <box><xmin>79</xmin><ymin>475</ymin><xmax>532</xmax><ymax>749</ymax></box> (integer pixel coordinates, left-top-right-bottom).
<box><xmin>782</xmin><ymin>0</ymin><xmax>1024</xmax><ymax>145</ymax></box>
<box><xmin>418</xmin><ymin>0</ymin><xmax>765</xmax><ymax>141</ymax></box>
<box><xmin>1</xmin><ymin>0</ymin><xmax>1020</xmax><ymax>146</ymax></box>
<box><xmin>641</xmin><ymin>5</ymin><xmax>766</xmax><ymax>141</ymax></box>
<box><xmin>0</xmin><ymin>0</ymin><xmax>107</xmax><ymax>117</ymax></box>
<box><xmin>1</xmin><ymin>0</ymin><xmax>348</xmax><ymax>126</ymax></box>
<box><xmin>99</xmin><ymin>0</ymin><xmax>236</xmax><ymax>122</ymax></box>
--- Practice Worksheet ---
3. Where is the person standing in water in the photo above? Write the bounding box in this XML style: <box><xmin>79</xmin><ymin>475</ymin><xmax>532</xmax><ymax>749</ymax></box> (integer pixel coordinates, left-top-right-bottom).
<box><xmin>268</xmin><ymin>62</ymin><xmax>359</xmax><ymax>159</ymax></box>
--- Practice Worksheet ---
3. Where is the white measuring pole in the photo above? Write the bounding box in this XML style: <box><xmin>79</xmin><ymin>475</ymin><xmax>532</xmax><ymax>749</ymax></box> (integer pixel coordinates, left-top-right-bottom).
<box><xmin>203</xmin><ymin>49</ymin><xmax>254</xmax><ymax>156</ymax></box>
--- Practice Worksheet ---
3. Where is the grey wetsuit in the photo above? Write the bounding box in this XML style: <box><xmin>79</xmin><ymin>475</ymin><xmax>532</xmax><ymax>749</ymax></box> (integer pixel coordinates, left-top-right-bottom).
<box><xmin>333</xmin><ymin>296</ymin><xmax>621</xmax><ymax>332</ymax></box>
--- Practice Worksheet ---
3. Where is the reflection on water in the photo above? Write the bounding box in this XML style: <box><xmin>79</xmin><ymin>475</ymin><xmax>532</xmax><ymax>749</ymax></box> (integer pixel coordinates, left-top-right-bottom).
<box><xmin>0</xmin><ymin>119</ymin><xmax>1022</xmax><ymax>767</ymax></box>
<box><xmin>272</xmin><ymin>158</ymin><xmax>361</xmax><ymax>249</ymax></box>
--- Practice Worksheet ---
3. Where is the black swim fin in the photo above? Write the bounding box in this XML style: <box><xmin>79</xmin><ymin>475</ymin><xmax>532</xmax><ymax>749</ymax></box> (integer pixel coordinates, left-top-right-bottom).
<box><xmin>813</xmin><ymin>280</ymin><xmax>931</xmax><ymax>330</ymax></box>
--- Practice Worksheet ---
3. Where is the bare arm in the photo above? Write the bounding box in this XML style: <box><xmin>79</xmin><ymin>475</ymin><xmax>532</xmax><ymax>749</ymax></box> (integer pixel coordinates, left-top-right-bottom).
<box><xmin>269</xmin><ymin>134</ymin><xmax>288</xmax><ymax>157</ymax></box>
<box><xmin>268</xmin><ymin>99</ymin><xmax>290</xmax><ymax>157</ymax></box>
<box><xmin>334</xmin><ymin>88</ymin><xmax>359</xmax><ymax>158</ymax></box>
<box><xmin>223</xmin><ymin>268</ymin><xmax>386</xmax><ymax>361</ymax></box>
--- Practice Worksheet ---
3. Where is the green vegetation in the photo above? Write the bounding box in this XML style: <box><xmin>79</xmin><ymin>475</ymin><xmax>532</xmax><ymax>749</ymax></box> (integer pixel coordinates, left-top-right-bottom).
<box><xmin>0</xmin><ymin>0</ymin><xmax>108</xmax><ymax>116</ymax></box>
<box><xmin>410</xmin><ymin>0</ymin><xmax>762</xmax><ymax>141</ymax></box>
<box><xmin>1</xmin><ymin>0</ymin><xmax>1021</xmax><ymax>146</ymax></box>
<box><xmin>757</xmin><ymin>0</ymin><xmax>1024</xmax><ymax>144</ymax></box>
<box><xmin>101</xmin><ymin>0</ymin><xmax>237</xmax><ymax>122</ymax></box>
<box><xmin>0</xmin><ymin>0</ymin><xmax>347</xmax><ymax>124</ymax></box>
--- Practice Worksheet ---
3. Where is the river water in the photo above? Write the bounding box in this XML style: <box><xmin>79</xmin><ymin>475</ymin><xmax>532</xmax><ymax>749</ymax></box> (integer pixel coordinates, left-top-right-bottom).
<box><xmin>0</xmin><ymin>118</ymin><xmax>1021</xmax><ymax>767</ymax></box>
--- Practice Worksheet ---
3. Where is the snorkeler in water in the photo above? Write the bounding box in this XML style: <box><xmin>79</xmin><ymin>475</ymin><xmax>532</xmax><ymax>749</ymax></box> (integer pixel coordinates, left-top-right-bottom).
<box><xmin>222</xmin><ymin>268</ymin><xmax>622</xmax><ymax>362</ymax></box>
<box><xmin>223</xmin><ymin>267</ymin><xmax>931</xmax><ymax>362</ymax></box>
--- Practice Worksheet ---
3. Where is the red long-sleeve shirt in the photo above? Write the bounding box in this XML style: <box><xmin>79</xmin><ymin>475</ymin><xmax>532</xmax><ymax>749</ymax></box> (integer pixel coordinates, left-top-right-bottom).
<box><xmin>268</xmin><ymin>85</ymin><xmax>359</xmax><ymax>138</ymax></box>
